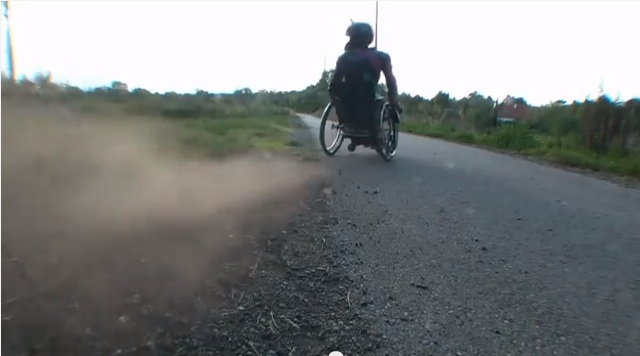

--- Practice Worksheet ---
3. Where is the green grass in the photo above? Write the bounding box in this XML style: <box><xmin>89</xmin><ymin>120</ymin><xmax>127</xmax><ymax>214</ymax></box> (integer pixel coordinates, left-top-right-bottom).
<box><xmin>402</xmin><ymin>118</ymin><xmax>640</xmax><ymax>178</ymax></box>
<box><xmin>1</xmin><ymin>78</ymin><xmax>305</xmax><ymax>159</ymax></box>
<box><xmin>7</xmin><ymin>74</ymin><xmax>635</xmax><ymax>176</ymax></box>
<box><xmin>175</xmin><ymin>115</ymin><xmax>297</xmax><ymax>157</ymax></box>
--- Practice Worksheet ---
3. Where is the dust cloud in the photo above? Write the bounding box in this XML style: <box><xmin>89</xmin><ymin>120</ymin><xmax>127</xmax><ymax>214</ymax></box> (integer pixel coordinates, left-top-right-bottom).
<box><xmin>1</xmin><ymin>97</ymin><xmax>326</xmax><ymax>354</ymax></box>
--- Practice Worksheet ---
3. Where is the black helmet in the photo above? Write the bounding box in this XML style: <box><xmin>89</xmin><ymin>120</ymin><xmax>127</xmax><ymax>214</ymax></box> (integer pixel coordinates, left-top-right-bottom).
<box><xmin>345</xmin><ymin>22</ymin><xmax>374</xmax><ymax>47</ymax></box>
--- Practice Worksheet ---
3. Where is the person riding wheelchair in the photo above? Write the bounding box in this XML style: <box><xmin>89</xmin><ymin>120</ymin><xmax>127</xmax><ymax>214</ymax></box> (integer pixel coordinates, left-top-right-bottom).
<box><xmin>328</xmin><ymin>22</ymin><xmax>401</xmax><ymax>137</ymax></box>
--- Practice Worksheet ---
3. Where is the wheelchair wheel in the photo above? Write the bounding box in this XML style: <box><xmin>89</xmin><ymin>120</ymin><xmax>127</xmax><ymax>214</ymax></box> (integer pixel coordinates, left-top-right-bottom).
<box><xmin>376</xmin><ymin>102</ymin><xmax>400</xmax><ymax>162</ymax></box>
<box><xmin>319</xmin><ymin>101</ymin><xmax>344</xmax><ymax>156</ymax></box>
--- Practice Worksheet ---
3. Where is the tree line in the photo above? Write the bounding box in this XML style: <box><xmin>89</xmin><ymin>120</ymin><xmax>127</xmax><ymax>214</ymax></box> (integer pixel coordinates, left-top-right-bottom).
<box><xmin>285</xmin><ymin>70</ymin><xmax>640</xmax><ymax>158</ymax></box>
<box><xmin>5</xmin><ymin>70</ymin><xmax>640</xmax><ymax>168</ymax></box>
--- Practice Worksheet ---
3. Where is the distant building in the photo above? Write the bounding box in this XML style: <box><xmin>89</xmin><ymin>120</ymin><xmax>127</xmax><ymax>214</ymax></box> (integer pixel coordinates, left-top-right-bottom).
<box><xmin>497</xmin><ymin>96</ymin><xmax>531</xmax><ymax>123</ymax></box>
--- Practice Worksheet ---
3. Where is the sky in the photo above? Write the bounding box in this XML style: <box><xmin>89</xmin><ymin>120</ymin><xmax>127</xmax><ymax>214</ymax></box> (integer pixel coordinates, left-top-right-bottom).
<box><xmin>1</xmin><ymin>0</ymin><xmax>639</xmax><ymax>106</ymax></box>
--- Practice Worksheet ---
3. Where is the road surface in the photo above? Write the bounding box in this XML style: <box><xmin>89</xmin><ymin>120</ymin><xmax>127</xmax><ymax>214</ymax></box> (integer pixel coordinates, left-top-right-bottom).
<box><xmin>298</xmin><ymin>114</ymin><xmax>640</xmax><ymax>356</ymax></box>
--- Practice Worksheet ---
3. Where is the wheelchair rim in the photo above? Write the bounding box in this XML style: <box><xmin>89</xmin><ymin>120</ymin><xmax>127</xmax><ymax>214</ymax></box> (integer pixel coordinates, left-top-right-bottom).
<box><xmin>326</xmin><ymin>126</ymin><xmax>343</xmax><ymax>151</ymax></box>
<box><xmin>378</xmin><ymin>103</ymin><xmax>398</xmax><ymax>159</ymax></box>
<box><xmin>319</xmin><ymin>102</ymin><xmax>344</xmax><ymax>155</ymax></box>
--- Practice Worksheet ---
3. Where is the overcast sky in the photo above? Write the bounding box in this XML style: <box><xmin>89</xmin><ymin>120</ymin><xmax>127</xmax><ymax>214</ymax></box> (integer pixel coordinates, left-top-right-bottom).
<box><xmin>1</xmin><ymin>1</ymin><xmax>639</xmax><ymax>105</ymax></box>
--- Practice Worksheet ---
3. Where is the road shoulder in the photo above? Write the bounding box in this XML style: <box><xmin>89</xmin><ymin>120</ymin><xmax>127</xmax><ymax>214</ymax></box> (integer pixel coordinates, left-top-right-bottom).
<box><xmin>172</xmin><ymin>188</ymin><xmax>385</xmax><ymax>356</ymax></box>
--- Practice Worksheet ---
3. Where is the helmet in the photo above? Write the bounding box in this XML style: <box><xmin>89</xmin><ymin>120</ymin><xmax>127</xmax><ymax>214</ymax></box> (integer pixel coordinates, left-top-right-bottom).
<box><xmin>345</xmin><ymin>22</ymin><xmax>374</xmax><ymax>47</ymax></box>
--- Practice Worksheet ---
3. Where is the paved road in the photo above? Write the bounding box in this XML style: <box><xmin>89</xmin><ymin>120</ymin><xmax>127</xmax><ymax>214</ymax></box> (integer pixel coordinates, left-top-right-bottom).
<box><xmin>298</xmin><ymin>114</ymin><xmax>640</xmax><ymax>356</ymax></box>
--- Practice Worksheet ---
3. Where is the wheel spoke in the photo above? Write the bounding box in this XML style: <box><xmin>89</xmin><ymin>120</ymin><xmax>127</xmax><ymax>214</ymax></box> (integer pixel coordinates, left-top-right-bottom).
<box><xmin>327</xmin><ymin>129</ymin><xmax>342</xmax><ymax>150</ymax></box>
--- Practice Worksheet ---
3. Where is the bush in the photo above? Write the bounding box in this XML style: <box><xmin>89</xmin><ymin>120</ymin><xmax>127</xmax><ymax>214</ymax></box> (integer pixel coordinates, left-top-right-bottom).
<box><xmin>490</xmin><ymin>124</ymin><xmax>537</xmax><ymax>151</ymax></box>
<box><xmin>1</xmin><ymin>75</ymin><xmax>300</xmax><ymax>158</ymax></box>
<box><xmin>452</xmin><ymin>131</ymin><xmax>477</xmax><ymax>144</ymax></box>
<box><xmin>4</xmin><ymin>70</ymin><xmax>639</xmax><ymax>178</ymax></box>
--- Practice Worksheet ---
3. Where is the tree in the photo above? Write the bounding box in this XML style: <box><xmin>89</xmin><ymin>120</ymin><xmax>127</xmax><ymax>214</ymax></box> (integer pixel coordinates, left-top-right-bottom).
<box><xmin>432</xmin><ymin>91</ymin><xmax>450</xmax><ymax>110</ymax></box>
<box><xmin>33</xmin><ymin>72</ymin><xmax>52</xmax><ymax>88</ymax></box>
<box><xmin>376</xmin><ymin>83</ymin><xmax>388</xmax><ymax>97</ymax></box>
<box><xmin>513</xmin><ymin>97</ymin><xmax>528</xmax><ymax>106</ymax></box>
<box><xmin>432</xmin><ymin>91</ymin><xmax>451</xmax><ymax>120</ymax></box>
<box><xmin>110</xmin><ymin>81</ymin><xmax>128</xmax><ymax>92</ymax></box>
<box><xmin>234</xmin><ymin>88</ymin><xmax>252</xmax><ymax>95</ymax></box>
<box><xmin>315</xmin><ymin>70</ymin><xmax>335</xmax><ymax>91</ymax></box>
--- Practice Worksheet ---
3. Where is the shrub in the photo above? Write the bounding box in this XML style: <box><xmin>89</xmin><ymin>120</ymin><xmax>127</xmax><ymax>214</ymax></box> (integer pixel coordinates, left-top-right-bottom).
<box><xmin>490</xmin><ymin>124</ymin><xmax>537</xmax><ymax>151</ymax></box>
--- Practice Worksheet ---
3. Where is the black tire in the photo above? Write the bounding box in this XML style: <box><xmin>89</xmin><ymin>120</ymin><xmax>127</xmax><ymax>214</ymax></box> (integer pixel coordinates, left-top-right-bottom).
<box><xmin>387</xmin><ymin>106</ymin><xmax>400</xmax><ymax>156</ymax></box>
<box><xmin>319</xmin><ymin>102</ymin><xmax>344</xmax><ymax>156</ymax></box>
<box><xmin>376</xmin><ymin>103</ymin><xmax>400</xmax><ymax>161</ymax></box>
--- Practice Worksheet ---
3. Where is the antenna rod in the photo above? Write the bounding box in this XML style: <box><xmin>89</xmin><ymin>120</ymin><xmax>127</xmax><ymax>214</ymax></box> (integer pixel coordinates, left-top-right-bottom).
<box><xmin>374</xmin><ymin>1</ymin><xmax>379</xmax><ymax>49</ymax></box>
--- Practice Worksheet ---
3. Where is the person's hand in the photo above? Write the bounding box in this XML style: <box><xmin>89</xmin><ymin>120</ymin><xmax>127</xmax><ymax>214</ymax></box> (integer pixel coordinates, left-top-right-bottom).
<box><xmin>390</xmin><ymin>101</ymin><xmax>403</xmax><ymax>114</ymax></box>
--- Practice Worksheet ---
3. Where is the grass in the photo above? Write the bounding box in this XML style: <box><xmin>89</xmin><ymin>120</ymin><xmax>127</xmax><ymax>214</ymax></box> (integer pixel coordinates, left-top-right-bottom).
<box><xmin>402</xmin><ymin>118</ymin><xmax>640</xmax><ymax>179</ymax></box>
<box><xmin>175</xmin><ymin>115</ymin><xmax>297</xmax><ymax>158</ymax></box>
<box><xmin>1</xmin><ymin>78</ymin><xmax>306</xmax><ymax>159</ymax></box>
<box><xmin>7</xmin><ymin>74</ymin><xmax>635</xmax><ymax>177</ymax></box>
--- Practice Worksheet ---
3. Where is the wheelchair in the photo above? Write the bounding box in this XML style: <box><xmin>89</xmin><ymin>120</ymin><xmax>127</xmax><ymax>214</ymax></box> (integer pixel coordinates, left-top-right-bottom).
<box><xmin>319</xmin><ymin>95</ymin><xmax>400</xmax><ymax>162</ymax></box>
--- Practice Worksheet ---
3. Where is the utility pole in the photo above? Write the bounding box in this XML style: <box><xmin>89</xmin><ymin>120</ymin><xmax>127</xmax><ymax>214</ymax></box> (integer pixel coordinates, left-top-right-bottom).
<box><xmin>374</xmin><ymin>1</ymin><xmax>379</xmax><ymax>49</ymax></box>
<box><xmin>2</xmin><ymin>0</ymin><xmax>16</xmax><ymax>82</ymax></box>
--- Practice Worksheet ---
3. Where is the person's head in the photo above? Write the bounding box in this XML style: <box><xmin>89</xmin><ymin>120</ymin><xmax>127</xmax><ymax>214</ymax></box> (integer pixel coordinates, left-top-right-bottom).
<box><xmin>345</xmin><ymin>22</ymin><xmax>374</xmax><ymax>49</ymax></box>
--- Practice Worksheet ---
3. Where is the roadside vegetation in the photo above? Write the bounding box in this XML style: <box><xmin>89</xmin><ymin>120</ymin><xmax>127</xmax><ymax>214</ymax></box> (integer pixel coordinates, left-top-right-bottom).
<box><xmin>400</xmin><ymin>93</ymin><xmax>640</xmax><ymax>178</ymax></box>
<box><xmin>2</xmin><ymin>67</ymin><xmax>638</xmax><ymax>355</ymax></box>
<box><xmin>3</xmin><ymin>70</ymin><xmax>639</xmax><ymax>178</ymax></box>
<box><xmin>1</xmin><ymin>74</ymin><xmax>303</xmax><ymax>159</ymax></box>
<box><xmin>289</xmin><ymin>70</ymin><xmax>640</xmax><ymax>179</ymax></box>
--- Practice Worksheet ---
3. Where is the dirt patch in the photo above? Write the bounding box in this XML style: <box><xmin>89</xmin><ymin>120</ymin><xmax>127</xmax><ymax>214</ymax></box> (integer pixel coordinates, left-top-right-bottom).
<box><xmin>1</xmin><ymin>97</ymin><xmax>327</xmax><ymax>355</ymax></box>
<box><xmin>169</xmin><ymin>190</ymin><xmax>386</xmax><ymax>356</ymax></box>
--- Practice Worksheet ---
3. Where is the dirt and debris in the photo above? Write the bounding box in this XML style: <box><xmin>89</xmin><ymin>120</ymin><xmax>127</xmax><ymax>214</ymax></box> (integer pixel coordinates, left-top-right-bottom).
<box><xmin>3</xmin><ymin>189</ymin><xmax>383</xmax><ymax>356</ymax></box>
<box><xmin>169</xmin><ymin>195</ymin><xmax>386</xmax><ymax>356</ymax></box>
<box><xmin>2</xmin><ymin>96</ymin><xmax>379</xmax><ymax>356</ymax></box>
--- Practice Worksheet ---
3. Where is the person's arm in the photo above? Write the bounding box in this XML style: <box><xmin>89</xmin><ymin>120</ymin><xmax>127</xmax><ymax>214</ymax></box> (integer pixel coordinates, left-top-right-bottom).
<box><xmin>380</xmin><ymin>53</ymin><xmax>399</xmax><ymax>106</ymax></box>
<box><xmin>329</xmin><ymin>56</ymin><xmax>346</xmax><ymax>100</ymax></box>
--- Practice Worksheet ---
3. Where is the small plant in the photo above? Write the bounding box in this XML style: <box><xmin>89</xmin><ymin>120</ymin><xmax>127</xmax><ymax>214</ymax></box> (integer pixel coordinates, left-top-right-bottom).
<box><xmin>491</xmin><ymin>124</ymin><xmax>537</xmax><ymax>152</ymax></box>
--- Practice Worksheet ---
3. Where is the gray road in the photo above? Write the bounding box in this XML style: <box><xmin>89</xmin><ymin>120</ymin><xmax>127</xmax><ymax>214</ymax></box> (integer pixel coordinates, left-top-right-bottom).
<box><xmin>298</xmin><ymin>114</ymin><xmax>640</xmax><ymax>356</ymax></box>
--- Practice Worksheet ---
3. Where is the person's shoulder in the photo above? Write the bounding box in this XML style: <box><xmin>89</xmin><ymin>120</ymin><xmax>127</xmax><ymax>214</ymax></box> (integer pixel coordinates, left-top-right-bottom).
<box><xmin>338</xmin><ymin>50</ymin><xmax>354</xmax><ymax>60</ymax></box>
<box><xmin>371</xmin><ymin>48</ymin><xmax>391</xmax><ymax>60</ymax></box>
<box><xmin>372</xmin><ymin>49</ymin><xmax>391</xmax><ymax>61</ymax></box>
<box><xmin>336</xmin><ymin>52</ymin><xmax>350</xmax><ymax>65</ymax></box>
